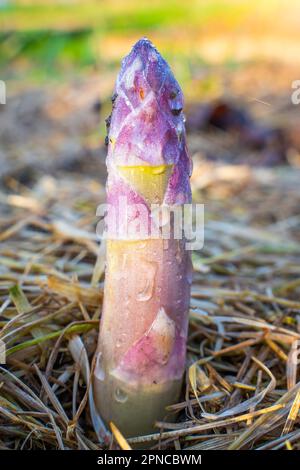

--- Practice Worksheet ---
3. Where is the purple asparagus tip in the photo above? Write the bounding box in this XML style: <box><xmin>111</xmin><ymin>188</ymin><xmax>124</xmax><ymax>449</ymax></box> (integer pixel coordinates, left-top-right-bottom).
<box><xmin>94</xmin><ymin>39</ymin><xmax>193</xmax><ymax>437</ymax></box>
<box><xmin>107</xmin><ymin>37</ymin><xmax>192</xmax><ymax>205</ymax></box>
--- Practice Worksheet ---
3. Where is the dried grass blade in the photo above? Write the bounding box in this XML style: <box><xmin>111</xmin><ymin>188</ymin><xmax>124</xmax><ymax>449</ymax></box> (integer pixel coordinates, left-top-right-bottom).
<box><xmin>281</xmin><ymin>389</ymin><xmax>300</xmax><ymax>436</ymax></box>
<box><xmin>110</xmin><ymin>422</ymin><xmax>132</xmax><ymax>450</ymax></box>
<box><xmin>68</xmin><ymin>335</ymin><xmax>110</xmax><ymax>444</ymax></box>
<box><xmin>46</xmin><ymin>275</ymin><xmax>102</xmax><ymax>307</ymax></box>
<box><xmin>228</xmin><ymin>382</ymin><xmax>300</xmax><ymax>449</ymax></box>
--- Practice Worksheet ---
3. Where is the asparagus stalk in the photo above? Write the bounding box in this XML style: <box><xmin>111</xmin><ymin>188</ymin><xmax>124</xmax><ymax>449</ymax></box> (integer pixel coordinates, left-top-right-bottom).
<box><xmin>93</xmin><ymin>38</ymin><xmax>193</xmax><ymax>437</ymax></box>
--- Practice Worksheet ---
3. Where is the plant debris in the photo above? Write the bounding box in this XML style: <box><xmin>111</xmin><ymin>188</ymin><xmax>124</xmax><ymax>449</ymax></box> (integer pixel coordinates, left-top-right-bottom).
<box><xmin>0</xmin><ymin>157</ymin><xmax>300</xmax><ymax>449</ymax></box>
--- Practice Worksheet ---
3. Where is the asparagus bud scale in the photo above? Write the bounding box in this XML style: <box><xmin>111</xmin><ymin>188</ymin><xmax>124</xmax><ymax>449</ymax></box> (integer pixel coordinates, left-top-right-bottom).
<box><xmin>93</xmin><ymin>38</ymin><xmax>193</xmax><ymax>437</ymax></box>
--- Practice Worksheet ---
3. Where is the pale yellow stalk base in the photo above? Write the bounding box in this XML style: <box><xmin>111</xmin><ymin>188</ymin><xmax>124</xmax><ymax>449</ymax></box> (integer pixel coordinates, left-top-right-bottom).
<box><xmin>94</xmin><ymin>371</ymin><xmax>182</xmax><ymax>438</ymax></box>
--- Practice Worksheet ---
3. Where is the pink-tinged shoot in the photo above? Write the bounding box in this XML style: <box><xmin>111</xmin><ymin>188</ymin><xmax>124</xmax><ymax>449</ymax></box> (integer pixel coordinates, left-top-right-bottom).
<box><xmin>94</xmin><ymin>38</ymin><xmax>193</xmax><ymax>437</ymax></box>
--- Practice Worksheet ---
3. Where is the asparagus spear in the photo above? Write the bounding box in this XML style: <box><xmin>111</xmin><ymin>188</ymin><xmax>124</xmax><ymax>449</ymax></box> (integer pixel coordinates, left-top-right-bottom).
<box><xmin>93</xmin><ymin>38</ymin><xmax>193</xmax><ymax>437</ymax></box>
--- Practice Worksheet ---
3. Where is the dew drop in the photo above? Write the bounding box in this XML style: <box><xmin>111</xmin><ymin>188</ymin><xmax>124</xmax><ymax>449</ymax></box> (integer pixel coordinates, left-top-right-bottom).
<box><xmin>115</xmin><ymin>254</ymin><xmax>128</xmax><ymax>280</ymax></box>
<box><xmin>152</xmin><ymin>166</ymin><xmax>165</xmax><ymax>175</ymax></box>
<box><xmin>175</xmin><ymin>241</ymin><xmax>183</xmax><ymax>263</ymax></box>
<box><xmin>136</xmin><ymin>260</ymin><xmax>157</xmax><ymax>302</ymax></box>
<box><xmin>137</xmin><ymin>277</ymin><xmax>154</xmax><ymax>301</ymax></box>
<box><xmin>159</xmin><ymin>206</ymin><xmax>171</xmax><ymax>228</ymax></box>
<box><xmin>187</xmin><ymin>268</ymin><xmax>193</xmax><ymax>285</ymax></box>
<box><xmin>114</xmin><ymin>388</ymin><xmax>128</xmax><ymax>403</ymax></box>
<box><xmin>163</xmin><ymin>239</ymin><xmax>169</xmax><ymax>250</ymax></box>
<box><xmin>176</xmin><ymin>252</ymin><xmax>182</xmax><ymax>263</ymax></box>
<box><xmin>116</xmin><ymin>333</ymin><xmax>127</xmax><ymax>348</ymax></box>
<box><xmin>94</xmin><ymin>353</ymin><xmax>105</xmax><ymax>381</ymax></box>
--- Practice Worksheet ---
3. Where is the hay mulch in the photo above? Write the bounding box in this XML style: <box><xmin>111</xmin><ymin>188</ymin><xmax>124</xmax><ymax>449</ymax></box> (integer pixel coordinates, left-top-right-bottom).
<box><xmin>0</xmin><ymin>160</ymin><xmax>300</xmax><ymax>450</ymax></box>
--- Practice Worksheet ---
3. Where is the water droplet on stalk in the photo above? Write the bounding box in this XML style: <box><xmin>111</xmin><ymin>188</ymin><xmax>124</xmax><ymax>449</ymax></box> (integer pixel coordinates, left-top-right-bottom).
<box><xmin>136</xmin><ymin>260</ymin><xmax>157</xmax><ymax>301</ymax></box>
<box><xmin>116</xmin><ymin>333</ymin><xmax>127</xmax><ymax>348</ymax></box>
<box><xmin>114</xmin><ymin>388</ymin><xmax>128</xmax><ymax>403</ymax></box>
<box><xmin>94</xmin><ymin>353</ymin><xmax>105</xmax><ymax>381</ymax></box>
<box><xmin>175</xmin><ymin>241</ymin><xmax>183</xmax><ymax>263</ymax></box>
<box><xmin>137</xmin><ymin>278</ymin><xmax>154</xmax><ymax>301</ymax></box>
<box><xmin>187</xmin><ymin>267</ymin><xmax>193</xmax><ymax>285</ymax></box>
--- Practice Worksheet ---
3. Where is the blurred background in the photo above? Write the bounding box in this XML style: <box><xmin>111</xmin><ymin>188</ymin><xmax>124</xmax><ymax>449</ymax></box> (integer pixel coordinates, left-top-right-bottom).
<box><xmin>1</xmin><ymin>0</ymin><xmax>300</xmax><ymax>182</ymax></box>
<box><xmin>2</xmin><ymin>3</ymin><xmax>300</xmax><ymax>450</ymax></box>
